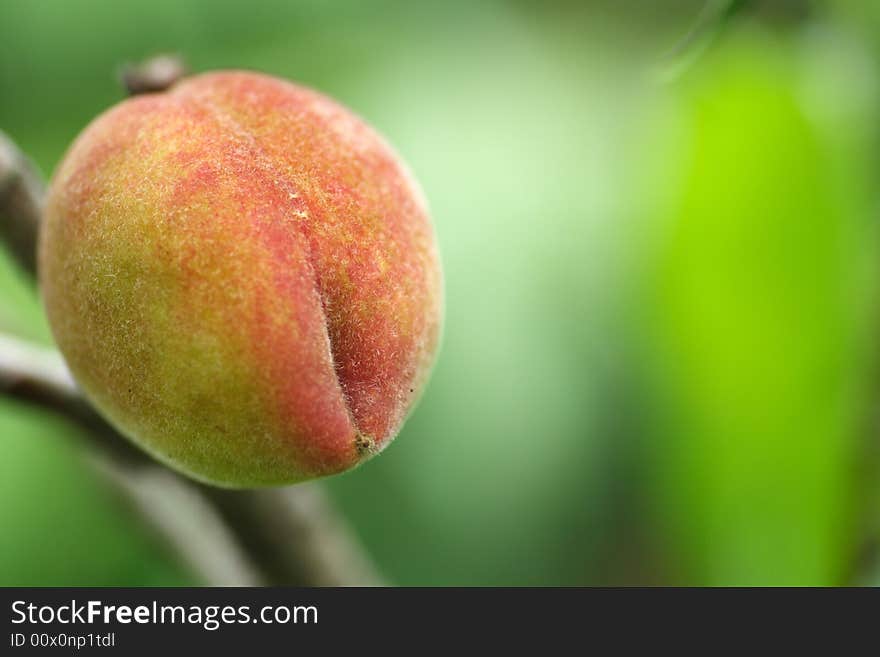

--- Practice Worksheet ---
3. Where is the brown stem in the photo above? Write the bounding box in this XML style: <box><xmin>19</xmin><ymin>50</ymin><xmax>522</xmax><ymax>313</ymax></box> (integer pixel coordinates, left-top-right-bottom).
<box><xmin>0</xmin><ymin>127</ymin><xmax>385</xmax><ymax>586</ymax></box>
<box><xmin>120</xmin><ymin>54</ymin><xmax>188</xmax><ymax>95</ymax></box>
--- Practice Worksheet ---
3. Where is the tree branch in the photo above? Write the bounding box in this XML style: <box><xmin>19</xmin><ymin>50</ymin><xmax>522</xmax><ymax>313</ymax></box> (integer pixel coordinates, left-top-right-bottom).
<box><xmin>0</xmin><ymin>124</ymin><xmax>384</xmax><ymax>586</ymax></box>
<box><xmin>204</xmin><ymin>485</ymin><xmax>384</xmax><ymax>587</ymax></box>
<box><xmin>0</xmin><ymin>131</ymin><xmax>44</xmax><ymax>274</ymax></box>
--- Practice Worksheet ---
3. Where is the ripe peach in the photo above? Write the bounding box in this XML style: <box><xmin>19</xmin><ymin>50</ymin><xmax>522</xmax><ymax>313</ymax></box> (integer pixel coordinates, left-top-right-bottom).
<box><xmin>38</xmin><ymin>71</ymin><xmax>443</xmax><ymax>487</ymax></box>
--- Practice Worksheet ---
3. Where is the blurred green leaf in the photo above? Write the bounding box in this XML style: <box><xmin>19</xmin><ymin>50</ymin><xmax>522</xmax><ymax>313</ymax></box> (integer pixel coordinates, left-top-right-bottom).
<box><xmin>634</xmin><ymin>26</ymin><xmax>879</xmax><ymax>585</ymax></box>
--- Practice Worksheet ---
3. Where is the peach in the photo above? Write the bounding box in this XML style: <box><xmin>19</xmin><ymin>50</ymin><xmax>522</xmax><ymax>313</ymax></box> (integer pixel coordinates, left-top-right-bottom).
<box><xmin>38</xmin><ymin>71</ymin><xmax>443</xmax><ymax>487</ymax></box>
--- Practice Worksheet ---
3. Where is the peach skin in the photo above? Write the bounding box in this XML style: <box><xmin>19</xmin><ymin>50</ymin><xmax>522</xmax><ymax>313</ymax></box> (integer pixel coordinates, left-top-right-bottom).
<box><xmin>38</xmin><ymin>71</ymin><xmax>443</xmax><ymax>487</ymax></box>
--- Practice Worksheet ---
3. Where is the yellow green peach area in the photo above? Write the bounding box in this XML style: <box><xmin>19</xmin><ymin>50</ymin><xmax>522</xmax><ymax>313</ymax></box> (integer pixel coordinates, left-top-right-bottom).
<box><xmin>39</xmin><ymin>71</ymin><xmax>443</xmax><ymax>487</ymax></box>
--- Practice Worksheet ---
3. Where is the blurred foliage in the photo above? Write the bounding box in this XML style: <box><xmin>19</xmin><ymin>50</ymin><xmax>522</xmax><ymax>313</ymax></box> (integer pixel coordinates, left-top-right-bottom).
<box><xmin>632</xmin><ymin>27</ymin><xmax>879</xmax><ymax>584</ymax></box>
<box><xmin>1</xmin><ymin>0</ymin><xmax>879</xmax><ymax>585</ymax></box>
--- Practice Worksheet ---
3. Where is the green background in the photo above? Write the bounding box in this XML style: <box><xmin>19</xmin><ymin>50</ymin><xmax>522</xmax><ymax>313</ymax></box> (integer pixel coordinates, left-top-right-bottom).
<box><xmin>2</xmin><ymin>0</ymin><xmax>879</xmax><ymax>585</ymax></box>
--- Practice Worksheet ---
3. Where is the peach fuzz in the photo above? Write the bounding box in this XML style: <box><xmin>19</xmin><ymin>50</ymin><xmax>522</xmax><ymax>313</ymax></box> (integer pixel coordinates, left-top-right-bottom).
<box><xmin>38</xmin><ymin>71</ymin><xmax>443</xmax><ymax>487</ymax></box>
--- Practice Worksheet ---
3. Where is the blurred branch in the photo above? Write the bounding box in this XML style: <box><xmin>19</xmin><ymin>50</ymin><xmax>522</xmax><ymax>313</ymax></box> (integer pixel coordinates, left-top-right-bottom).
<box><xmin>0</xmin><ymin>131</ymin><xmax>44</xmax><ymax>274</ymax></box>
<box><xmin>0</xmin><ymin>333</ymin><xmax>264</xmax><ymax>585</ymax></box>
<box><xmin>205</xmin><ymin>485</ymin><xmax>385</xmax><ymax>586</ymax></box>
<box><xmin>0</xmin><ymin>126</ymin><xmax>384</xmax><ymax>586</ymax></box>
